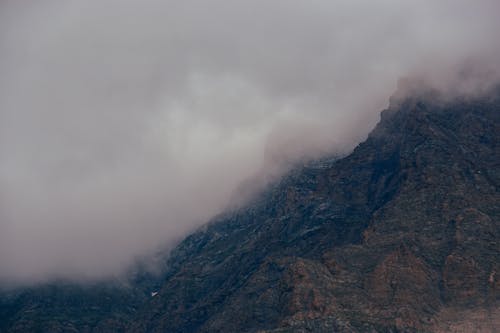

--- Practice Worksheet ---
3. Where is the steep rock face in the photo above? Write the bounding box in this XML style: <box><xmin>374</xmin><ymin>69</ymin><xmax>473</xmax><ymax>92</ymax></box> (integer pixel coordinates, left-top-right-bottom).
<box><xmin>127</xmin><ymin>91</ymin><xmax>500</xmax><ymax>332</ymax></box>
<box><xmin>1</xmin><ymin>89</ymin><xmax>499</xmax><ymax>332</ymax></box>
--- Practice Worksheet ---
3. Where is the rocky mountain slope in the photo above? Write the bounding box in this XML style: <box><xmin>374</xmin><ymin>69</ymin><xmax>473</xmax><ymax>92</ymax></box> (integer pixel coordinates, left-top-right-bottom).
<box><xmin>1</xmin><ymin>86</ymin><xmax>499</xmax><ymax>332</ymax></box>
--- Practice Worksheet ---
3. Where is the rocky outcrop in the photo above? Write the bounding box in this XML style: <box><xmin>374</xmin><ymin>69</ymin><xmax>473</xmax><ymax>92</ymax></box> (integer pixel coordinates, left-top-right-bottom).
<box><xmin>1</xmin><ymin>87</ymin><xmax>499</xmax><ymax>332</ymax></box>
<box><xmin>122</xmin><ymin>89</ymin><xmax>499</xmax><ymax>332</ymax></box>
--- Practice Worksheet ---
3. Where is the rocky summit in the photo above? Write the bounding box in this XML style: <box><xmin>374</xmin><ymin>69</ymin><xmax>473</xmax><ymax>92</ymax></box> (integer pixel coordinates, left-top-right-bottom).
<box><xmin>1</xmin><ymin>87</ymin><xmax>499</xmax><ymax>332</ymax></box>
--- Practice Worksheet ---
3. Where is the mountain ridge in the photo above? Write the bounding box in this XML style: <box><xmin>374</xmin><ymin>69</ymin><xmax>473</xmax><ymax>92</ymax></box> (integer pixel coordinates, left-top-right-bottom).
<box><xmin>1</xmin><ymin>87</ymin><xmax>499</xmax><ymax>332</ymax></box>
<box><xmin>126</xmin><ymin>88</ymin><xmax>499</xmax><ymax>332</ymax></box>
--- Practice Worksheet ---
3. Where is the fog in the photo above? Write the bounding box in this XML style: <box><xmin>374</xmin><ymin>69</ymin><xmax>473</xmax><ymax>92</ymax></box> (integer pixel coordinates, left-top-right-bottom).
<box><xmin>0</xmin><ymin>0</ymin><xmax>499</xmax><ymax>284</ymax></box>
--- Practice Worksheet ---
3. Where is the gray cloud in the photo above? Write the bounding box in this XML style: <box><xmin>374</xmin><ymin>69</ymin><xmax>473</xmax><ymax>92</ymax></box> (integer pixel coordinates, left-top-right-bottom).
<box><xmin>0</xmin><ymin>0</ymin><xmax>499</xmax><ymax>285</ymax></box>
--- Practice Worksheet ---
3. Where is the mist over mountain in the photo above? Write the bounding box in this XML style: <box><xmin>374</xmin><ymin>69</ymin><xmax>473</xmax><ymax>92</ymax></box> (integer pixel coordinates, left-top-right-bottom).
<box><xmin>1</xmin><ymin>76</ymin><xmax>499</xmax><ymax>333</ymax></box>
<box><xmin>1</xmin><ymin>0</ymin><xmax>500</xmax><ymax>285</ymax></box>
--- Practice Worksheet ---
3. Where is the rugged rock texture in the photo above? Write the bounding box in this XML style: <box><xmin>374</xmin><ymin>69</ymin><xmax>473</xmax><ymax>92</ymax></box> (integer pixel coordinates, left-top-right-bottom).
<box><xmin>1</xmin><ymin>87</ymin><xmax>499</xmax><ymax>332</ymax></box>
<box><xmin>127</xmin><ymin>89</ymin><xmax>500</xmax><ymax>332</ymax></box>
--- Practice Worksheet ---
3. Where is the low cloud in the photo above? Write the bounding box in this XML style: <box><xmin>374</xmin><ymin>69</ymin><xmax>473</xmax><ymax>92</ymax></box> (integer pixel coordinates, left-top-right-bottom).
<box><xmin>0</xmin><ymin>0</ymin><xmax>499</xmax><ymax>284</ymax></box>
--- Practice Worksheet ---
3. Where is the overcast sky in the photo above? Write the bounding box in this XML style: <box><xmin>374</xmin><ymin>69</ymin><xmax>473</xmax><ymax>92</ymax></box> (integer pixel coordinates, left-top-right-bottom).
<box><xmin>1</xmin><ymin>0</ymin><xmax>499</xmax><ymax>285</ymax></box>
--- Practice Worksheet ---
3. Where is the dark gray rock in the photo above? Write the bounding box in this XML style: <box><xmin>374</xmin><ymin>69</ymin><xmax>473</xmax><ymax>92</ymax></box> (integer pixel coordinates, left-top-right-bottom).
<box><xmin>2</xmin><ymin>87</ymin><xmax>499</xmax><ymax>332</ymax></box>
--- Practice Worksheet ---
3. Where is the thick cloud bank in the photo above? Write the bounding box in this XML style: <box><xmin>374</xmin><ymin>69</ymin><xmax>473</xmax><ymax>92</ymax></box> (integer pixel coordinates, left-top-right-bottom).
<box><xmin>1</xmin><ymin>0</ymin><xmax>499</xmax><ymax>284</ymax></box>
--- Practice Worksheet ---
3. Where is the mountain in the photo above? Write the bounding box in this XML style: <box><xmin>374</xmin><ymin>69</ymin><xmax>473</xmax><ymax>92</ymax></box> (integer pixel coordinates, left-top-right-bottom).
<box><xmin>0</xmin><ymin>264</ymin><xmax>167</xmax><ymax>333</ymax></box>
<box><xmin>1</xmin><ymin>85</ymin><xmax>499</xmax><ymax>332</ymax></box>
